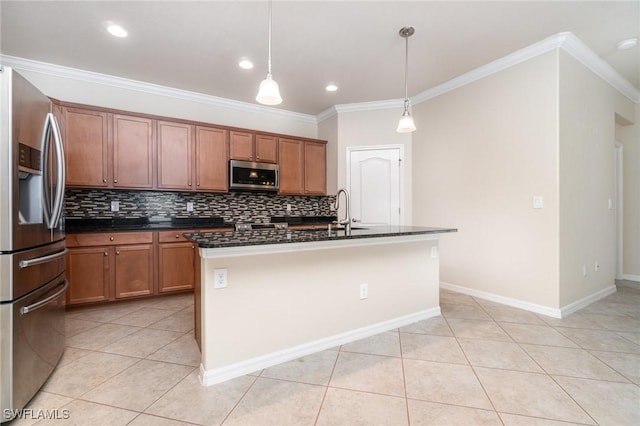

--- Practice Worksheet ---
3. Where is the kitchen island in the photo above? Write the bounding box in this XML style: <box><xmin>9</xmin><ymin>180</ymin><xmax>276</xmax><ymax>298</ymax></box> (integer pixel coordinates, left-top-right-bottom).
<box><xmin>186</xmin><ymin>225</ymin><xmax>457</xmax><ymax>386</ymax></box>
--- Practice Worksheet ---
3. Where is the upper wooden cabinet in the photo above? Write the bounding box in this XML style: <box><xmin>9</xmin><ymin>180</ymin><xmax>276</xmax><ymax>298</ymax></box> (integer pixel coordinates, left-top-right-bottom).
<box><xmin>195</xmin><ymin>126</ymin><xmax>228</xmax><ymax>191</ymax></box>
<box><xmin>304</xmin><ymin>141</ymin><xmax>327</xmax><ymax>195</ymax></box>
<box><xmin>230</xmin><ymin>131</ymin><xmax>277</xmax><ymax>163</ymax></box>
<box><xmin>64</xmin><ymin>107</ymin><xmax>110</xmax><ymax>187</ymax></box>
<box><xmin>157</xmin><ymin>121</ymin><xmax>193</xmax><ymax>190</ymax></box>
<box><xmin>278</xmin><ymin>138</ymin><xmax>327</xmax><ymax>195</ymax></box>
<box><xmin>113</xmin><ymin>115</ymin><xmax>154</xmax><ymax>188</ymax></box>
<box><xmin>278</xmin><ymin>138</ymin><xmax>304</xmax><ymax>195</ymax></box>
<box><xmin>64</xmin><ymin>107</ymin><xmax>155</xmax><ymax>189</ymax></box>
<box><xmin>156</xmin><ymin>122</ymin><xmax>228</xmax><ymax>192</ymax></box>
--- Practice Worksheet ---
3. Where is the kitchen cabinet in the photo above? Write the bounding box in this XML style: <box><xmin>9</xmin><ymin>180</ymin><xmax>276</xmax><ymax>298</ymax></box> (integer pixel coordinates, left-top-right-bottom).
<box><xmin>230</xmin><ymin>131</ymin><xmax>277</xmax><ymax>163</ymax></box>
<box><xmin>278</xmin><ymin>138</ymin><xmax>327</xmax><ymax>195</ymax></box>
<box><xmin>157</xmin><ymin>123</ymin><xmax>228</xmax><ymax>192</ymax></box>
<box><xmin>304</xmin><ymin>141</ymin><xmax>327</xmax><ymax>195</ymax></box>
<box><xmin>64</xmin><ymin>107</ymin><xmax>155</xmax><ymax>189</ymax></box>
<box><xmin>113</xmin><ymin>114</ymin><xmax>155</xmax><ymax>188</ymax></box>
<box><xmin>64</xmin><ymin>107</ymin><xmax>110</xmax><ymax>187</ymax></box>
<box><xmin>65</xmin><ymin>232</ymin><xmax>154</xmax><ymax>305</ymax></box>
<box><xmin>66</xmin><ymin>247</ymin><xmax>111</xmax><ymax>304</ymax></box>
<box><xmin>195</xmin><ymin>126</ymin><xmax>228</xmax><ymax>191</ymax></box>
<box><xmin>157</xmin><ymin>230</ymin><xmax>196</xmax><ymax>293</ymax></box>
<box><xmin>157</xmin><ymin>121</ymin><xmax>193</xmax><ymax>190</ymax></box>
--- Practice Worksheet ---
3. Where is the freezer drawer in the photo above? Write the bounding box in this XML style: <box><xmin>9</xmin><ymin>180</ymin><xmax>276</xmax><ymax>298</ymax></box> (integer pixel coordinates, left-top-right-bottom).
<box><xmin>0</xmin><ymin>276</ymin><xmax>67</xmax><ymax>422</ymax></box>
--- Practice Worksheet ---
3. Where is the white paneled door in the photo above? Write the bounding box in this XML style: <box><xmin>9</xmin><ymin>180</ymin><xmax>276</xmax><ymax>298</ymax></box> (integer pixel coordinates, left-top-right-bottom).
<box><xmin>348</xmin><ymin>147</ymin><xmax>402</xmax><ymax>226</ymax></box>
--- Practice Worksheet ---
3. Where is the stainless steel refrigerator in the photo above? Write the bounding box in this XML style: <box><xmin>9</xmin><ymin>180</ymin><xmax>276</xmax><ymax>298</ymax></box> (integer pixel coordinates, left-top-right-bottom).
<box><xmin>0</xmin><ymin>66</ymin><xmax>67</xmax><ymax>422</ymax></box>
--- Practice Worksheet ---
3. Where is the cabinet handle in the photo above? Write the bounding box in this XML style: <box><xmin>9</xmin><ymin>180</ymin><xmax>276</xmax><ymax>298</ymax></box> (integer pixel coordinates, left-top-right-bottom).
<box><xmin>116</xmin><ymin>251</ymin><xmax>120</xmax><ymax>255</ymax></box>
<box><xmin>197</xmin><ymin>183</ymin><xmax>200</xmax><ymax>187</ymax></box>
<box><xmin>114</xmin><ymin>179</ymin><xmax>118</xmax><ymax>183</ymax></box>
<box><xmin>191</xmin><ymin>246</ymin><xmax>195</xmax><ymax>249</ymax></box>
<box><xmin>257</xmin><ymin>156</ymin><xmax>260</xmax><ymax>160</ymax></box>
<box><xmin>188</xmin><ymin>183</ymin><xmax>192</xmax><ymax>186</ymax></box>
<box><xmin>103</xmin><ymin>179</ymin><xmax>107</xmax><ymax>183</ymax></box>
<box><xmin>109</xmin><ymin>236</ymin><xmax>114</xmax><ymax>241</ymax></box>
<box><xmin>175</xmin><ymin>234</ymin><xmax>180</xmax><ymax>239</ymax></box>
<box><xmin>104</xmin><ymin>252</ymin><xmax>108</xmax><ymax>256</ymax></box>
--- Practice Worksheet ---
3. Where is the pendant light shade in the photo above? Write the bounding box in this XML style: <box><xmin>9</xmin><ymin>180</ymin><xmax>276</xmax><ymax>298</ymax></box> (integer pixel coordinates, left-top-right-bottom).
<box><xmin>397</xmin><ymin>26</ymin><xmax>416</xmax><ymax>133</ymax></box>
<box><xmin>256</xmin><ymin>0</ymin><xmax>282</xmax><ymax>105</ymax></box>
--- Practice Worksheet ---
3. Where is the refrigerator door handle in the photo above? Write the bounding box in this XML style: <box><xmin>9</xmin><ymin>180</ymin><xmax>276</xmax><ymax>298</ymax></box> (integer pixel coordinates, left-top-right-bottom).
<box><xmin>49</xmin><ymin>113</ymin><xmax>65</xmax><ymax>228</ymax></box>
<box><xmin>40</xmin><ymin>113</ymin><xmax>66</xmax><ymax>229</ymax></box>
<box><xmin>19</xmin><ymin>280</ymin><xmax>68</xmax><ymax>315</ymax></box>
<box><xmin>19</xmin><ymin>248</ymin><xmax>68</xmax><ymax>269</ymax></box>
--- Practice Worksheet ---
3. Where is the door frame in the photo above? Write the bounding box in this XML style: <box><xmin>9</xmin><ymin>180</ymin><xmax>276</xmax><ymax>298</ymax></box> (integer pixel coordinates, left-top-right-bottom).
<box><xmin>346</xmin><ymin>144</ymin><xmax>405</xmax><ymax>226</ymax></box>
<box><xmin>614</xmin><ymin>142</ymin><xmax>623</xmax><ymax>280</ymax></box>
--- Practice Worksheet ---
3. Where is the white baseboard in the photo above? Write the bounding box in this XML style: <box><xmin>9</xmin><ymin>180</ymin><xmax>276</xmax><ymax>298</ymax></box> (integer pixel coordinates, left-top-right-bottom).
<box><xmin>623</xmin><ymin>274</ymin><xmax>640</xmax><ymax>282</ymax></box>
<box><xmin>199</xmin><ymin>307</ymin><xmax>440</xmax><ymax>386</ymax></box>
<box><xmin>559</xmin><ymin>285</ymin><xmax>617</xmax><ymax>317</ymax></box>
<box><xmin>440</xmin><ymin>282</ymin><xmax>617</xmax><ymax>319</ymax></box>
<box><xmin>440</xmin><ymin>282</ymin><xmax>563</xmax><ymax>318</ymax></box>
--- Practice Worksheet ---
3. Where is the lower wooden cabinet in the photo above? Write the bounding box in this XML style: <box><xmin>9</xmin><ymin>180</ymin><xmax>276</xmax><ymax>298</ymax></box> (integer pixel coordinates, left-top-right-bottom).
<box><xmin>66</xmin><ymin>231</ymin><xmax>154</xmax><ymax>305</ymax></box>
<box><xmin>66</xmin><ymin>247</ymin><xmax>111</xmax><ymax>304</ymax></box>
<box><xmin>158</xmin><ymin>230</ymin><xmax>196</xmax><ymax>293</ymax></box>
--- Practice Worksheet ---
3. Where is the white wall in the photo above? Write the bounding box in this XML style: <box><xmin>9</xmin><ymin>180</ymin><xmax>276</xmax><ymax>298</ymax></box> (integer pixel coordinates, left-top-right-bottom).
<box><xmin>318</xmin><ymin>113</ymin><xmax>339</xmax><ymax>194</ymax></box>
<box><xmin>412</xmin><ymin>51</ymin><xmax>561</xmax><ymax>308</ymax></box>
<box><xmin>617</xmin><ymin>103</ymin><xmax>640</xmax><ymax>279</ymax></box>
<box><xmin>558</xmin><ymin>51</ymin><xmax>635</xmax><ymax>305</ymax></box>
<box><xmin>9</xmin><ymin>65</ymin><xmax>318</xmax><ymax>138</ymax></box>
<box><xmin>327</xmin><ymin>108</ymin><xmax>413</xmax><ymax>225</ymax></box>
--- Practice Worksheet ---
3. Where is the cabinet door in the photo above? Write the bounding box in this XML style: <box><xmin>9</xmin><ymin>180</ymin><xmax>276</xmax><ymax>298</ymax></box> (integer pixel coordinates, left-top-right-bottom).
<box><xmin>255</xmin><ymin>134</ymin><xmax>278</xmax><ymax>163</ymax></box>
<box><xmin>114</xmin><ymin>244</ymin><xmax>154</xmax><ymax>298</ymax></box>
<box><xmin>157</xmin><ymin>121</ymin><xmax>193</xmax><ymax>190</ymax></box>
<box><xmin>278</xmin><ymin>138</ymin><xmax>304</xmax><ymax>195</ymax></box>
<box><xmin>304</xmin><ymin>141</ymin><xmax>327</xmax><ymax>195</ymax></box>
<box><xmin>229</xmin><ymin>131</ymin><xmax>254</xmax><ymax>161</ymax></box>
<box><xmin>113</xmin><ymin>115</ymin><xmax>154</xmax><ymax>188</ymax></box>
<box><xmin>158</xmin><ymin>242</ymin><xmax>195</xmax><ymax>293</ymax></box>
<box><xmin>66</xmin><ymin>247</ymin><xmax>111</xmax><ymax>305</ymax></box>
<box><xmin>64</xmin><ymin>108</ymin><xmax>110</xmax><ymax>187</ymax></box>
<box><xmin>195</xmin><ymin>126</ymin><xmax>228</xmax><ymax>191</ymax></box>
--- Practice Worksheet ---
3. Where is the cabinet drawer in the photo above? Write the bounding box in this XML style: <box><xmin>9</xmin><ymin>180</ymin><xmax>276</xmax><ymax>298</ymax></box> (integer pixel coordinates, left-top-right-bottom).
<box><xmin>158</xmin><ymin>230</ymin><xmax>196</xmax><ymax>243</ymax></box>
<box><xmin>67</xmin><ymin>232</ymin><xmax>153</xmax><ymax>247</ymax></box>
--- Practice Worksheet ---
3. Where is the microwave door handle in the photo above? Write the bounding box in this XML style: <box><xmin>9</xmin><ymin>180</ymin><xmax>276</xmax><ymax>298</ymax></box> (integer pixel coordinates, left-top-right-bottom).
<box><xmin>40</xmin><ymin>115</ymin><xmax>53</xmax><ymax>228</ymax></box>
<box><xmin>49</xmin><ymin>113</ymin><xmax>65</xmax><ymax>228</ymax></box>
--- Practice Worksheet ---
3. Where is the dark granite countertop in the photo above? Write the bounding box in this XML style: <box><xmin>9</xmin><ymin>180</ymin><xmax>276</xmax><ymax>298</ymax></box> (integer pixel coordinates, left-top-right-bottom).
<box><xmin>63</xmin><ymin>217</ymin><xmax>230</xmax><ymax>233</ymax></box>
<box><xmin>185</xmin><ymin>226</ymin><xmax>457</xmax><ymax>249</ymax></box>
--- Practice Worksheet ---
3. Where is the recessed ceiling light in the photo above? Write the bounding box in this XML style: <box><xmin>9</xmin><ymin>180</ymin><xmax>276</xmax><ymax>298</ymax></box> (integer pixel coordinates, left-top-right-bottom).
<box><xmin>106</xmin><ymin>23</ymin><xmax>128</xmax><ymax>38</ymax></box>
<box><xmin>325</xmin><ymin>84</ymin><xmax>338</xmax><ymax>92</ymax></box>
<box><xmin>239</xmin><ymin>59</ymin><xmax>254</xmax><ymax>70</ymax></box>
<box><xmin>617</xmin><ymin>37</ymin><xmax>638</xmax><ymax>50</ymax></box>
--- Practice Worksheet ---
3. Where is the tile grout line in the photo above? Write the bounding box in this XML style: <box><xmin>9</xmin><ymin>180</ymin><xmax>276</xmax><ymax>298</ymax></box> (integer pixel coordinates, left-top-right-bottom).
<box><xmin>218</xmin><ymin>374</ymin><xmax>260</xmax><ymax>425</ymax></box>
<box><xmin>311</xmin><ymin>348</ymin><xmax>341</xmax><ymax>426</ymax></box>
<box><xmin>398</xmin><ymin>327</ymin><xmax>413</xmax><ymax>426</ymax></box>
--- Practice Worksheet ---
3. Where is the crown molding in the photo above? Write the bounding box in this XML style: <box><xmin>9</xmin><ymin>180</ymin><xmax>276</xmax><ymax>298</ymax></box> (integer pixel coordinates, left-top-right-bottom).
<box><xmin>412</xmin><ymin>32</ymin><xmax>639</xmax><ymax>105</ymax></box>
<box><xmin>316</xmin><ymin>106</ymin><xmax>338</xmax><ymax>123</ymax></box>
<box><xmin>0</xmin><ymin>55</ymin><xmax>318</xmax><ymax>124</ymax></box>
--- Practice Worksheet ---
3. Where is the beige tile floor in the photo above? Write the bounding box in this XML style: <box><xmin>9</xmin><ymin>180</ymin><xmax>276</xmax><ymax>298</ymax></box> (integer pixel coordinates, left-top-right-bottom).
<box><xmin>11</xmin><ymin>281</ymin><xmax>639</xmax><ymax>425</ymax></box>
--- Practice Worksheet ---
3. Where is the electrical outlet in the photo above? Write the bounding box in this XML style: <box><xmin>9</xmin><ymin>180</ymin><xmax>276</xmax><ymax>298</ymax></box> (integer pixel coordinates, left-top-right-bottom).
<box><xmin>214</xmin><ymin>268</ymin><xmax>227</xmax><ymax>289</ymax></box>
<box><xmin>532</xmin><ymin>196</ymin><xmax>544</xmax><ymax>209</ymax></box>
<box><xmin>360</xmin><ymin>283</ymin><xmax>368</xmax><ymax>300</ymax></box>
<box><xmin>111</xmin><ymin>201</ymin><xmax>119</xmax><ymax>212</ymax></box>
<box><xmin>430</xmin><ymin>246</ymin><xmax>438</xmax><ymax>259</ymax></box>
<box><xmin>187</xmin><ymin>202</ymin><xmax>194</xmax><ymax>212</ymax></box>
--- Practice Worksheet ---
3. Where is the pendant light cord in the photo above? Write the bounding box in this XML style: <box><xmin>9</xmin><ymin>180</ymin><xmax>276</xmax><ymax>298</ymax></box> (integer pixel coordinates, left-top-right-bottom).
<box><xmin>267</xmin><ymin>0</ymin><xmax>273</xmax><ymax>76</ymax></box>
<box><xmin>404</xmin><ymin>31</ymin><xmax>409</xmax><ymax>106</ymax></box>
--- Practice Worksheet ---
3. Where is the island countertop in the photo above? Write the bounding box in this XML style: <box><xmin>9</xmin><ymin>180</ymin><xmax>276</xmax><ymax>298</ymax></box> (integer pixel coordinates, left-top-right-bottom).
<box><xmin>185</xmin><ymin>225</ymin><xmax>457</xmax><ymax>249</ymax></box>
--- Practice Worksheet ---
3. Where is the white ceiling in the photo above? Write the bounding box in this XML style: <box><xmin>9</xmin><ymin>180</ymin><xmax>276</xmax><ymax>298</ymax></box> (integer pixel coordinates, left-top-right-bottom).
<box><xmin>1</xmin><ymin>1</ymin><xmax>638</xmax><ymax>115</ymax></box>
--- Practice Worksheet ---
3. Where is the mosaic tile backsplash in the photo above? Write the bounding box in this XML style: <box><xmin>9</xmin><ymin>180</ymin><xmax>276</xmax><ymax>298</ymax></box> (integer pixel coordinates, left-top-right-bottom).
<box><xmin>64</xmin><ymin>189</ymin><xmax>336</xmax><ymax>224</ymax></box>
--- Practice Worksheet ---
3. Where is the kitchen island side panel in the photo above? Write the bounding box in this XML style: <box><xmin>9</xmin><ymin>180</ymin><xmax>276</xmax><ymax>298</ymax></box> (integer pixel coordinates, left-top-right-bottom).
<box><xmin>199</xmin><ymin>238</ymin><xmax>439</xmax><ymax>382</ymax></box>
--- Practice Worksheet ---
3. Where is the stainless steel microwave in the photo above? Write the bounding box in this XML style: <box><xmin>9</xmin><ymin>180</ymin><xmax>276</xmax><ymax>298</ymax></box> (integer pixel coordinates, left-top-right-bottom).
<box><xmin>229</xmin><ymin>160</ymin><xmax>279</xmax><ymax>192</ymax></box>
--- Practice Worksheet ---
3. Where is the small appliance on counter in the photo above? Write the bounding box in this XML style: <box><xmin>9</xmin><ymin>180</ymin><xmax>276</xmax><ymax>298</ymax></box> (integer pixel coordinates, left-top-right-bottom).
<box><xmin>0</xmin><ymin>66</ymin><xmax>67</xmax><ymax>423</ymax></box>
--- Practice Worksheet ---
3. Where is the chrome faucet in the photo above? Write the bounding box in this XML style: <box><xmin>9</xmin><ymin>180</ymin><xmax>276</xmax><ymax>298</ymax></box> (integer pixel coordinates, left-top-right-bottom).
<box><xmin>333</xmin><ymin>188</ymin><xmax>351</xmax><ymax>233</ymax></box>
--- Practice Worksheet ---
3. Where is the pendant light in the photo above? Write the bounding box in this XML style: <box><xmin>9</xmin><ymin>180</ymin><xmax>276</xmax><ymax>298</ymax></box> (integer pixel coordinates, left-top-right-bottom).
<box><xmin>396</xmin><ymin>26</ymin><xmax>416</xmax><ymax>133</ymax></box>
<box><xmin>256</xmin><ymin>0</ymin><xmax>282</xmax><ymax>105</ymax></box>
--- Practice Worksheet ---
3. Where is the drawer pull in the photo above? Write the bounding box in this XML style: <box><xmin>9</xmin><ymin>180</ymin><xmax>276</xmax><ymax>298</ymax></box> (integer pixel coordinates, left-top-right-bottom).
<box><xmin>104</xmin><ymin>252</ymin><xmax>108</xmax><ymax>256</ymax></box>
<box><xmin>116</xmin><ymin>251</ymin><xmax>120</xmax><ymax>255</ymax></box>
<box><xmin>109</xmin><ymin>236</ymin><xmax>114</xmax><ymax>241</ymax></box>
<box><xmin>175</xmin><ymin>234</ymin><xmax>180</xmax><ymax>238</ymax></box>
<box><xmin>102</xmin><ymin>179</ymin><xmax>107</xmax><ymax>183</ymax></box>
<box><xmin>114</xmin><ymin>179</ymin><xmax>118</xmax><ymax>183</ymax></box>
